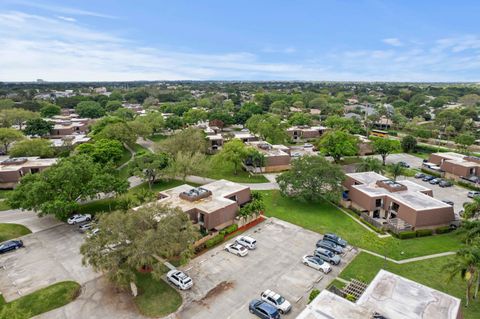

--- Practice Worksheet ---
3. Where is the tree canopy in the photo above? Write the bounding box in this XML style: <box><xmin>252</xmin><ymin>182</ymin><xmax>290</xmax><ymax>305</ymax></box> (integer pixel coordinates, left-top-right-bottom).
<box><xmin>24</xmin><ymin>118</ymin><xmax>53</xmax><ymax>137</ymax></box>
<box><xmin>372</xmin><ymin>138</ymin><xmax>401</xmax><ymax>165</ymax></box>
<box><xmin>0</xmin><ymin>128</ymin><xmax>24</xmax><ymax>153</ymax></box>
<box><xmin>9</xmin><ymin>138</ymin><xmax>54</xmax><ymax>158</ymax></box>
<box><xmin>317</xmin><ymin>130</ymin><xmax>359</xmax><ymax>163</ymax></box>
<box><xmin>75</xmin><ymin>101</ymin><xmax>105</xmax><ymax>118</ymax></box>
<box><xmin>245</xmin><ymin>114</ymin><xmax>287</xmax><ymax>144</ymax></box>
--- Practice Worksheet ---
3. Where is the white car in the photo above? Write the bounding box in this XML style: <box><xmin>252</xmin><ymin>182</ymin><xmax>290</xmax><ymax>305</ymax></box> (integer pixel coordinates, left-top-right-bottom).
<box><xmin>167</xmin><ymin>270</ymin><xmax>193</xmax><ymax>290</ymax></box>
<box><xmin>235</xmin><ymin>235</ymin><xmax>257</xmax><ymax>250</ymax></box>
<box><xmin>86</xmin><ymin>228</ymin><xmax>100</xmax><ymax>238</ymax></box>
<box><xmin>302</xmin><ymin>255</ymin><xmax>332</xmax><ymax>273</ymax></box>
<box><xmin>261</xmin><ymin>289</ymin><xmax>292</xmax><ymax>314</ymax></box>
<box><xmin>67</xmin><ymin>214</ymin><xmax>92</xmax><ymax>225</ymax></box>
<box><xmin>224</xmin><ymin>243</ymin><xmax>248</xmax><ymax>256</ymax></box>
<box><xmin>468</xmin><ymin>191</ymin><xmax>480</xmax><ymax>198</ymax></box>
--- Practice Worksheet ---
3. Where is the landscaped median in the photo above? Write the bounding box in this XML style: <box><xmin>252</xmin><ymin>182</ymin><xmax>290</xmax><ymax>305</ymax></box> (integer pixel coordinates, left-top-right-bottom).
<box><xmin>261</xmin><ymin>190</ymin><xmax>462</xmax><ymax>260</ymax></box>
<box><xmin>0</xmin><ymin>281</ymin><xmax>80</xmax><ymax>319</ymax></box>
<box><xmin>134</xmin><ymin>273</ymin><xmax>182</xmax><ymax>317</ymax></box>
<box><xmin>0</xmin><ymin>223</ymin><xmax>31</xmax><ymax>242</ymax></box>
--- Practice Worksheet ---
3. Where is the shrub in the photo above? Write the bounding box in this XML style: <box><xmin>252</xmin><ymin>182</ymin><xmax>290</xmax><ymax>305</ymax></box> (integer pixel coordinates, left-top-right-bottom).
<box><xmin>420</xmin><ymin>168</ymin><xmax>442</xmax><ymax>178</ymax></box>
<box><xmin>309</xmin><ymin>289</ymin><xmax>320</xmax><ymax>303</ymax></box>
<box><xmin>398</xmin><ymin>231</ymin><xmax>416</xmax><ymax>239</ymax></box>
<box><xmin>415</xmin><ymin>229</ymin><xmax>433</xmax><ymax>237</ymax></box>
<box><xmin>205</xmin><ymin>234</ymin><xmax>224</xmax><ymax>248</ymax></box>
<box><xmin>458</xmin><ymin>180</ymin><xmax>480</xmax><ymax>191</ymax></box>
<box><xmin>435</xmin><ymin>226</ymin><xmax>453</xmax><ymax>234</ymax></box>
<box><xmin>219</xmin><ymin>224</ymin><xmax>238</xmax><ymax>236</ymax></box>
<box><xmin>387</xmin><ymin>130</ymin><xmax>398</xmax><ymax>136</ymax></box>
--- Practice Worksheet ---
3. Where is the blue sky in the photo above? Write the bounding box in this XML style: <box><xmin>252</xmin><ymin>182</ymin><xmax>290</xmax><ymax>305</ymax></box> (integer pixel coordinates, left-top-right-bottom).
<box><xmin>1</xmin><ymin>0</ymin><xmax>480</xmax><ymax>81</ymax></box>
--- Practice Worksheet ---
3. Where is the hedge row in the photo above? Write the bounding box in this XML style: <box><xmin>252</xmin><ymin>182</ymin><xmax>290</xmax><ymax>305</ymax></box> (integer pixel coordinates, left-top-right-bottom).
<box><xmin>397</xmin><ymin>228</ymin><xmax>448</xmax><ymax>239</ymax></box>
<box><xmin>220</xmin><ymin>224</ymin><xmax>238</xmax><ymax>236</ymax></box>
<box><xmin>205</xmin><ymin>234</ymin><xmax>224</xmax><ymax>248</ymax></box>
<box><xmin>435</xmin><ymin>226</ymin><xmax>453</xmax><ymax>234</ymax></box>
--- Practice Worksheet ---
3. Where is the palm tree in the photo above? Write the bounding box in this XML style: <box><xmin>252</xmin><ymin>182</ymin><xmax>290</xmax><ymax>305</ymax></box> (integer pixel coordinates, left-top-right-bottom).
<box><xmin>458</xmin><ymin>220</ymin><xmax>480</xmax><ymax>244</ymax></box>
<box><xmin>356</xmin><ymin>157</ymin><xmax>384</xmax><ymax>173</ymax></box>
<box><xmin>443</xmin><ymin>247</ymin><xmax>480</xmax><ymax>306</ymax></box>
<box><xmin>386</xmin><ymin>163</ymin><xmax>405</xmax><ymax>181</ymax></box>
<box><xmin>464</xmin><ymin>197</ymin><xmax>480</xmax><ymax>219</ymax></box>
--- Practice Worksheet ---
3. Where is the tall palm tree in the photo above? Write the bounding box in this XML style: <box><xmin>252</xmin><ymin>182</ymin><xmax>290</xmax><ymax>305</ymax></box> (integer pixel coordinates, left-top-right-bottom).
<box><xmin>443</xmin><ymin>247</ymin><xmax>480</xmax><ymax>306</ymax></box>
<box><xmin>464</xmin><ymin>197</ymin><xmax>480</xmax><ymax>219</ymax></box>
<box><xmin>356</xmin><ymin>157</ymin><xmax>384</xmax><ymax>173</ymax></box>
<box><xmin>458</xmin><ymin>220</ymin><xmax>480</xmax><ymax>244</ymax></box>
<box><xmin>386</xmin><ymin>163</ymin><xmax>405</xmax><ymax>181</ymax></box>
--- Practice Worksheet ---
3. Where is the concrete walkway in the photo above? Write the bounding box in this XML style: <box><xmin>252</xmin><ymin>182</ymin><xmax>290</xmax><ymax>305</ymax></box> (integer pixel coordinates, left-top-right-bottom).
<box><xmin>137</xmin><ymin>137</ymin><xmax>155</xmax><ymax>152</ymax></box>
<box><xmin>359</xmin><ymin>248</ymin><xmax>456</xmax><ymax>264</ymax></box>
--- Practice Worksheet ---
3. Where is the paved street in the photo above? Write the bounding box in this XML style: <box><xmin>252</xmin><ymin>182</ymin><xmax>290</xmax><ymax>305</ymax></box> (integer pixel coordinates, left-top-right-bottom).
<box><xmin>0</xmin><ymin>209</ymin><xmax>61</xmax><ymax>233</ymax></box>
<box><xmin>175</xmin><ymin>218</ymin><xmax>358</xmax><ymax>319</ymax></box>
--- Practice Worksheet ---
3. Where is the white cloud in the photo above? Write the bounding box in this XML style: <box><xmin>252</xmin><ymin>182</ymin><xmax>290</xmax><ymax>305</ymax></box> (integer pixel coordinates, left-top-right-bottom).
<box><xmin>56</xmin><ymin>16</ymin><xmax>76</xmax><ymax>22</ymax></box>
<box><xmin>383</xmin><ymin>38</ymin><xmax>403</xmax><ymax>47</ymax></box>
<box><xmin>7</xmin><ymin>0</ymin><xmax>116</xmax><ymax>19</ymax></box>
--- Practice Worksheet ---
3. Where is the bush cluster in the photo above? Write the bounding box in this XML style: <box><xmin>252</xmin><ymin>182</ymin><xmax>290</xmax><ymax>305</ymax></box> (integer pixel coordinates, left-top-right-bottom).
<box><xmin>219</xmin><ymin>224</ymin><xmax>238</xmax><ymax>236</ymax></box>
<box><xmin>435</xmin><ymin>226</ymin><xmax>453</xmax><ymax>234</ymax></box>
<box><xmin>205</xmin><ymin>234</ymin><xmax>224</xmax><ymax>248</ymax></box>
<box><xmin>415</xmin><ymin>229</ymin><xmax>433</xmax><ymax>237</ymax></box>
<box><xmin>308</xmin><ymin>289</ymin><xmax>320</xmax><ymax>303</ymax></box>
<box><xmin>398</xmin><ymin>231</ymin><xmax>416</xmax><ymax>239</ymax></box>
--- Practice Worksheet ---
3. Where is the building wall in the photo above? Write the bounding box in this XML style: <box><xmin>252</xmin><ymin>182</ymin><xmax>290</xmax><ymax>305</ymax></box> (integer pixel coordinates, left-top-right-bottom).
<box><xmin>227</xmin><ymin>187</ymin><xmax>251</xmax><ymax>206</ymax></box>
<box><xmin>428</xmin><ymin>154</ymin><xmax>446</xmax><ymax>165</ymax></box>
<box><xmin>0</xmin><ymin>171</ymin><xmax>21</xmax><ymax>184</ymax></box>
<box><xmin>413</xmin><ymin>207</ymin><xmax>455</xmax><ymax>229</ymax></box>
<box><xmin>441</xmin><ymin>161</ymin><xmax>471</xmax><ymax>177</ymax></box>
<box><xmin>204</xmin><ymin>202</ymin><xmax>238</xmax><ymax>230</ymax></box>
<box><xmin>266</xmin><ymin>155</ymin><xmax>290</xmax><ymax>168</ymax></box>
<box><xmin>348</xmin><ymin>188</ymin><xmax>381</xmax><ymax>212</ymax></box>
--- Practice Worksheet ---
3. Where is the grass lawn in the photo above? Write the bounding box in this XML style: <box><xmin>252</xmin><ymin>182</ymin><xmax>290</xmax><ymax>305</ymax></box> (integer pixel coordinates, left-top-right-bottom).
<box><xmin>117</xmin><ymin>146</ymin><xmax>133</xmax><ymax>167</ymax></box>
<box><xmin>0</xmin><ymin>200</ymin><xmax>11</xmax><ymax>211</ymax></box>
<box><xmin>134</xmin><ymin>273</ymin><xmax>182</xmax><ymax>317</ymax></box>
<box><xmin>130</xmin><ymin>143</ymin><xmax>150</xmax><ymax>154</ymax></box>
<box><xmin>339</xmin><ymin>252</ymin><xmax>479</xmax><ymax>318</ymax></box>
<box><xmin>0</xmin><ymin>281</ymin><xmax>80</xmax><ymax>318</ymax></box>
<box><xmin>148</xmin><ymin>134</ymin><xmax>168</xmax><ymax>142</ymax></box>
<box><xmin>203</xmin><ymin>158</ymin><xmax>269</xmax><ymax>183</ymax></box>
<box><xmin>0</xmin><ymin>223</ymin><xmax>31</xmax><ymax>242</ymax></box>
<box><xmin>262</xmin><ymin>190</ymin><xmax>462</xmax><ymax>260</ymax></box>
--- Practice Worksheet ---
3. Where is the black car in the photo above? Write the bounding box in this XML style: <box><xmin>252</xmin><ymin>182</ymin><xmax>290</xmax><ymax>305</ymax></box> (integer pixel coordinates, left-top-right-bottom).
<box><xmin>249</xmin><ymin>299</ymin><xmax>280</xmax><ymax>319</ymax></box>
<box><xmin>422</xmin><ymin>175</ymin><xmax>434</xmax><ymax>182</ymax></box>
<box><xmin>0</xmin><ymin>240</ymin><xmax>23</xmax><ymax>254</ymax></box>
<box><xmin>414</xmin><ymin>173</ymin><xmax>425</xmax><ymax>179</ymax></box>
<box><xmin>316</xmin><ymin>240</ymin><xmax>343</xmax><ymax>254</ymax></box>
<box><xmin>399</xmin><ymin>161</ymin><xmax>410</xmax><ymax>168</ymax></box>
<box><xmin>439</xmin><ymin>180</ymin><xmax>453</xmax><ymax>188</ymax></box>
<box><xmin>442</xmin><ymin>200</ymin><xmax>454</xmax><ymax>206</ymax></box>
<box><xmin>323</xmin><ymin>233</ymin><xmax>347</xmax><ymax>248</ymax></box>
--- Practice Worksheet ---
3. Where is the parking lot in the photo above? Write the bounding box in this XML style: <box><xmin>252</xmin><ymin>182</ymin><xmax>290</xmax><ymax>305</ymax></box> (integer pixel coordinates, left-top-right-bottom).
<box><xmin>401</xmin><ymin>176</ymin><xmax>472</xmax><ymax>214</ymax></box>
<box><xmin>0</xmin><ymin>222</ymin><xmax>100</xmax><ymax>302</ymax></box>
<box><xmin>176</xmin><ymin>217</ymin><xmax>358</xmax><ymax>319</ymax></box>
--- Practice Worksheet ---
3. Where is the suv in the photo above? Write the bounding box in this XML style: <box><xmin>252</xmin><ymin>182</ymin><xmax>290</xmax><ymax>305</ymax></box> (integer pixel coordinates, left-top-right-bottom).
<box><xmin>323</xmin><ymin>233</ymin><xmax>347</xmax><ymax>248</ymax></box>
<box><xmin>260</xmin><ymin>289</ymin><xmax>292</xmax><ymax>314</ymax></box>
<box><xmin>224</xmin><ymin>243</ymin><xmax>248</xmax><ymax>256</ymax></box>
<box><xmin>67</xmin><ymin>214</ymin><xmax>92</xmax><ymax>225</ymax></box>
<box><xmin>439</xmin><ymin>180</ymin><xmax>453</xmax><ymax>188</ymax></box>
<box><xmin>415</xmin><ymin>173</ymin><xmax>425</xmax><ymax>179</ymax></box>
<box><xmin>249</xmin><ymin>299</ymin><xmax>281</xmax><ymax>319</ymax></box>
<box><xmin>0</xmin><ymin>240</ymin><xmax>24</xmax><ymax>254</ymax></box>
<box><xmin>468</xmin><ymin>191</ymin><xmax>480</xmax><ymax>198</ymax></box>
<box><xmin>302</xmin><ymin>255</ymin><xmax>332</xmax><ymax>273</ymax></box>
<box><xmin>316</xmin><ymin>240</ymin><xmax>343</xmax><ymax>254</ymax></box>
<box><xmin>235</xmin><ymin>235</ymin><xmax>257</xmax><ymax>249</ymax></box>
<box><xmin>314</xmin><ymin>247</ymin><xmax>341</xmax><ymax>265</ymax></box>
<box><xmin>166</xmin><ymin>270</ymin><xmax>193</xmax><ymax>290</ymax></box>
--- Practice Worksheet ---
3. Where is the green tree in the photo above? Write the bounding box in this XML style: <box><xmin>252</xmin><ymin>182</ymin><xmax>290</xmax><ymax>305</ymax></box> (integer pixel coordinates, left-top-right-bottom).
<box><xmin>95</xmin><ymin>122</ymin><xmax>137</xmax><ymax>145</ymax></box>
<box><xmin>459</xmin><ymin>94</ymin><xmax>480</xmax><ymax>107</ymax></box>
<box><xmin>386</xmin><ymin>162</ymin><xmax>405</xmax><ymax>181</ymax></box>
<box><xmin>76</xmin><ymin>139</ymin><xmax>124</xmax><ymax>164</ymax></box>
<box><xmin>141</xmin><ymin>112</ymin><xmax>165</xmax><ymax>134</ymax></box>
<box><xmin>40</xmin><ymin>103</ymin><xmax>61</xmax><ymax>118</ymax></box>
<box><xmin>215</xmin><ymin>139</ymin><xmax>248</xmax><ymax>175</ymax></box>
<box><xmin>9</xmin><ymin>138</ymin><xmax>54</xmax><ymax>158</ymax></box>
<box><xmin>401</xmin><ymin>135</ymin><xmax>417</xmax><ymax>153</ymax></box>
<box><xmin>0</xmin><ymin>99</ymin><xmax>15</xmax><ymax>110</ymax></box>
<box><xmin>308</xmin><ymin>97</ymin><xmax>328</xmax><ymax>109</ymax></box>
<box><xmin>463</xmin><ymin>197</ymin><xmax>480</xmax><ymax>219</ymax></box>
<box><xmin>317</xmin><ymin>130</ymin><xmax>359</xmax><ymax>163</ymax></box>
<box><xmin>24</xmin><ymin>118</ymin><xmax>53</xmax><ymax>137</ymax></box>
<box><xmin>0</xmin><ymin>108</ymin><xmax>38</xmax><ymax>129</ymax></box>
<box><xmin>112</xmin><ymin>108</ymin><xmax>135</xmax><ymax>121</ymax></box>
<box><xmin>183</xmin><ymin>108</ymin><xmax>208</xmax><ymax>125</ymax></box>
<box><xmin>75</xmin><ymin>101</ymin><xmax>105</xmax><ymax>118</ymax></box>
<box><xmin>165</xmin><ymin>115</ymin><xmax>184</xmax><ymax>130</ymax></box>
<box><xmin>156</xmin><ymin>128</ymin><xmax>207</xmax><ymax>156</ymax></box>
<box><xmin>0</xmin><ymin>128</ymin><xmax>24</xmax><ymax>153</ymax></box>
<box><xmin>129</xmin><ymin>153</ymin><xmax>170</xmax><ymax>188</ymax></box>
<box><xmin>127</xmin><ymin>119</ymin><xmax>153</xmax><ymax>138</ymax></box>
<box><xmin>356</xmin><ymin>157</ymin><xmax>384</xmax><ymax>173</ymax></box>
<box><xmin>8</xmin><ymin>155</ymin><xmax>128</xmax><ymax>220</ymax></box>
<box><xmin>324</xmin><ymin>115</ymin><xmax>360</xmax><ymax>133</ymax></box>
<box><xmin>455</xmin><ymin>133</ymin><xmax>475</xmax><ymax>153</ymax></box>
<box><xmin>105</xmin><ymin>100</ymin><xmax>123</xmax><ymax>112</ymax></box>
<box><xmin>245</xmin><ymin>114</ymin><xmax>287</xmax><ymax>144</ymax></box>
<box><xmin>277</xmin><ymin>155</ymin><xmax>345</xmax><ymax>202</ymax></box>
<box><xmin>288</xmin><ymin>112</ymin><xmax>312</xmax><ymax>126</ymax></box>
<box><xmin>80</xmin><ymin>205</ymin><xmax>199</xmax><ymax>290</ymax></box>
<box><xmin>168</xmin><ymin>151</ymin><xmax>207</xmax><ymax>181</ymax></box>
<box><xmin>372</xmin><ymin>138</ymin><xmax>401</xmax><ymax>165</ymax></box>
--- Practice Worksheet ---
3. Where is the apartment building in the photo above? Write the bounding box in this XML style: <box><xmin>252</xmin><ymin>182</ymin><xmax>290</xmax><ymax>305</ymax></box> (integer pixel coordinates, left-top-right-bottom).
<box><xmin>286</xmin><ymin>125</ymin><xmax>328</xmax><ymax>142</ymax></box>
<box><xmin>427</xmin><ymin>152</ymin><xmax>480</xmax><ymax>182</ymax></box>
<box><xmin>245</xmin><ymin>141</ymin><xmax>291</xmax><ymax>173</ymax></box>
<box><xmin>0</xmin><ymin>157</ymin><xmax>57</xmax><ymax>189</ymax></box>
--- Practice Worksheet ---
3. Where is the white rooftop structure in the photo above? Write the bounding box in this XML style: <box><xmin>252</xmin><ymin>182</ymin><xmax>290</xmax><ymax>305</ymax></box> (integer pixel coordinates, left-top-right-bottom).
<box><xmin>297</xmin><ymin>270</ymin><xmax>461</xmax><ymax>319</ymax></box>
<box><xmin>0</xmin><ymin>157</ymin><xmax>57</xmax><ymax>172</ymax></box>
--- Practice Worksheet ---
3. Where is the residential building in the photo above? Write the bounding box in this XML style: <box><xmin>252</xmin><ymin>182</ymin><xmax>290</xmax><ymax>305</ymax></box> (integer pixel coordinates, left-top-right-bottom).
<box><xmin>49</xmin><ymin>134</ymin><xmax>91</xmax><ymax>148</ymax></box>
<box><xmin>230</xmin><ymin>131</ymin><xmax>258</xmax><ymax>143</ymax></box>
<box><xmin>0</xmin><ymin>157</ymin><xmax>57</xmax><ymax>189</ymax></box>
<box><xmin>355</xmin><ymin>135</ymin><xmax>374</xmax><ymax>156</ymax></box>
<box><xmin>286</xmin><ymin>125</ymin><xmax>328</xmax><ymax>142</ymax></box>
<box><xmin>297</xmin><ymin>269</ymin><xmax>462</xmax><ymax>319</ymax></box>
<box><xmin>427</xmin><ymin>152</ymin><xmax>480</xmax><ymax>183</ymax></box>
<box><xmin>147</xmin><ymin>180</ymin><xmax>251</xmax><ymax>231</ymax></box>
<box><xmin>47</xmin><ymin>115</ymin><xmax>90</xmax><ymax>136</ymax></box>
<box><xmin>343</xmin><ymin>172</ymin><xmax>455</xmax><ymax>231</ymax></box>
<box><xmin>245</xmin><ymin>141</ymin><xmax>291</xmax><ymax>173</ymax></box>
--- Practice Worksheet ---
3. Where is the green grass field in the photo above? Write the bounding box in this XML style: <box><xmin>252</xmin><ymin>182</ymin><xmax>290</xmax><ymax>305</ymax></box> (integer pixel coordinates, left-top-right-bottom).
<box><xmin>339</xmin><ymin>252</ymin><xmax>479</xmax><ymax>318</ymax></box>
<box><xmin>134</xmin><ymin>273</ymin><xmax>182</xmax><ymax>317</ymax></box>
<box><xmin>148</xmin><ymin>134</ymin><xmax>168</xmax><ymax>142</ymax></box>
<box><xmin>0</xmin><ymin>223</ymin><xmax>31</xmax><ymax>242</ymax></box>
<box><xmin>0</xmin><ymin>200</ymin><xmax>11</xmax><ymax>211</ymax></box>
<box><xmin>262</xmin><ymin>190</ymin><xmax>462</xmax><ymax>260</ymax></box>
<box><xmin>0</xmin><ymin>281</ymin><xmax>80</xmax><ymax>319</ymax></box>
<box><xmin>203</xmin><ymin>158</ymin><xmax>269</xmax><ymax>183</ymax></box>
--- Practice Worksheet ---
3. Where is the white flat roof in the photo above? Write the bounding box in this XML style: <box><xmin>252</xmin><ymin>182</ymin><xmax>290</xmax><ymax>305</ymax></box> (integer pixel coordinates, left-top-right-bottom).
<box><xmin>0</xmin><ymin>157</ymin><xmax>57</xmax><ymax>172</ymax></box>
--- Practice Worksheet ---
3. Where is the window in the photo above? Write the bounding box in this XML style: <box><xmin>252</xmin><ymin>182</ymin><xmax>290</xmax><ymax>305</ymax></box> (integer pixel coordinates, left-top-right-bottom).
<box><xmin>30</xmin><ymin>168</ymin><xmax>40</xmax><ymax>174</ymax></box>
<box><xmin>391</xmin><ymin>202</ymin><xmax>400</xmax><ymax>211</ymax></box>
<box><xmin>228</xmin><ymin>195</ymin><xmax>237</xmax><ymax>202</ymax></box>
<box><xmin>375</xmin><ymin>198</ymin><xmax>382</xmax><ymax>207</ymax></box>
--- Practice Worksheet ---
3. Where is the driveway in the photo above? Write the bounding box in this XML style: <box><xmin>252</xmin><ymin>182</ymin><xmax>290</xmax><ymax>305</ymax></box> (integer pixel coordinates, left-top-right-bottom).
<box><xmin>0</xmin><ymin>223</ymin><xmax>100</xmax><ymax>302</ymax></box>
<box><xmin>175</xmin><ymin>218</ymin><xmax>358</xmax><ymax>319</ymax></box>
<box><xmin>0</xmin><ymin>209</ymin><xmax>61</xmax><ymax>233</ymax></box>
<box><xmin>401</xmin><ymin>176</ymin><xmax>472</xmax><ymax>213</ymax></box>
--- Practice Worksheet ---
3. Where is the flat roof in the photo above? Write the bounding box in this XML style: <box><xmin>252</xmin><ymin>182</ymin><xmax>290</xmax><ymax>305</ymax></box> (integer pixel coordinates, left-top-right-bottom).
<box><xmin>0</xmin><ymin>157</ymin><xmax>57</xmax><ymax>172</ymax></box>
<box><xmin>206</xmin><ymin>134</ymin><xmax>223</xmax><ymax>141</ymax></box>
<box><xmin>432</xmin><ymin>152</ymin><xmax>466</xmax><ymax>161</ymax></box>
<box><xmin>150</xmin><ymin>179</ymin><xmax>249</xmax><ymax>214</ymax></box>
<box><xmin>247</xmin><ymin>141</ymin><xmax>290</xmax><ymax>157</ymax></box>
<box><xmin>296</xmin><ymin>270</ymin><xmax>461</xmax><ymax>319</ymax></box>
<box><xmin>347</xmin><ymin>172</ymin><xmax>450</xmax><ymax>210</ymax></box>
<box><xmin>287</xmin><ymin>125</ymin><xmax>327</xmax><ymax>131</ymax></box>
<box><xmin>232</xmin><ymin>132</ymin><xmax>256</xmax><ymax>139</ymax></box>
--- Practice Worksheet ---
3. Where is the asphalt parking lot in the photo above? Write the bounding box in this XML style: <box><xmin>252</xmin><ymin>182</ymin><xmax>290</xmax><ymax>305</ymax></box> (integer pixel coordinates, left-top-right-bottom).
<box><xmin>0</xmin><ymin>223</ymin><xmax>100</xmax><ymax>302</ymax></box>
<box><xmin>176</xmin><ymin>217</ymin><xmax>358</xmax><ymax>319</ymax></box>
<box><xmin>401</xmin><ymin>176</ymin><xmax>472</xmax><ymax>214</ymax></box>
<box><xmin>366</xmin><ymin>153</ymin><xmax>424</xmax><ymax>168</ymax></box>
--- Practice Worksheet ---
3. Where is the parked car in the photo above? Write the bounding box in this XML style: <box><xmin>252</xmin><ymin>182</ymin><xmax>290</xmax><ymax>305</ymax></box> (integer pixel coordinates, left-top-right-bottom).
<box><xmin>260</xmin><ymin>290</ymin><xmax>292</xmax><ymax>314</ymax></box>
<box><xmin>67</xmin><ymin>214</ymin><xmax>92</xmax><ymax>225</ymax></box>
<box><xmin>291</xmin><ymin>152</ymin><xmax>301</xmax><ymax>158</ymax></box>
<box><xmin>166</xmin><ymin>270</ymin><xmax>193</xmax><ymax>290</ymax></box>
<box><xmin>79</xmin><ymin>223</ymin><xmax>93</xmax><ymax>233</ymax></box>
<box><xmin>442</xmin><ymin>200</ymin><xmax>454</xmax><ymax>206</ymax></box>
<box><xmin>316</xmin><ymin>240</ymin><xmax>343</xmax><ymax>254</ymax></box>
<box><xmin>399</xmin><ymin>161</ymin><xmax>410</xmax><ymax>168</ymax></box>
<box><xmin>302</xmin><ymin>255</ymin><xmax>332</xmax><ymax>273</ymax></box>
<box><xmin>467</xmin><ymin>191</ymin><xmax>480</xmax><ymax>198</ymax></box>
<box><xmin>235</xmin><ymin>235</ymin><xmax>257</xmax><ymax>250</ymax></box>
<box><xmin>429</xmin><ymin>178</ymin><xmax>442</xmax><ymax>185</ymax></box>
<box><xmin>414</xmin><ymin>173</ymin><xmax>425</xmax><ymax>179</ymax></box>
<box><xmin>249</xmin><ymin>299</ymin><xmax>281</xmax><ymax>319</ymax></box>
<box><xmin>314</xmin><ymin>247</ymin><xmax>341</xmax><ymax>265</ymax></box>
<box><xmin>304</xmin><ymin>143</ymin><xmax>314</xmax><ymax>148</ymax></box>
<box><xmin>86</xmin><ymin>228</ymin><xmax>100</xmax><ymax>238</ymax></box>
<box><xmin>224</xmin><ymin>243</ymin><xmax>248</xmax><ymax>256</ymax></box>
<box><xmin>0</xmin><ymin>240</ymin><xmax>23</xmax><ymax>254</ymax></box>
<box><xmin>323</xmin><ymin>233</ymin><xmax>347</xmax><ymax>248</ymax></box>
<box><xmin>422</xmin><ymin>175</ymin><xmax>434</xmax><ymax>182</ymax></box>
<box><xmin>439</xmin><ymin>180</ymin><xmax>453</xmax><ymax>188</ymax></box>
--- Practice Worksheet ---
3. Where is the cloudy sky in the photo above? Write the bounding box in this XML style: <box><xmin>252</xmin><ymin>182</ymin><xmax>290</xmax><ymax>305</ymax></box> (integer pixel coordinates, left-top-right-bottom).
<box><xmin>1</xmin><ymin>0</ymin><xmax>480</xmax><ymax>82</ymax></box>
